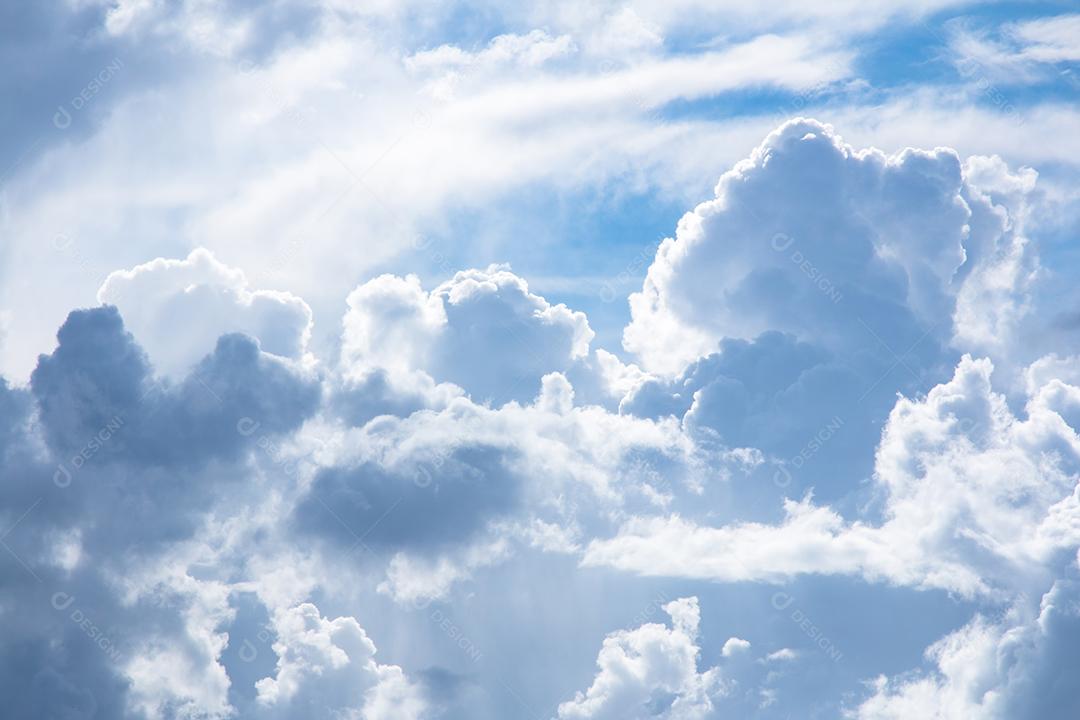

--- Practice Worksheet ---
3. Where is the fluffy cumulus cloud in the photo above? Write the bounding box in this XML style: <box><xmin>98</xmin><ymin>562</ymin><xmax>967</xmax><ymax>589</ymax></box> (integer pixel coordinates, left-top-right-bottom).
<box><xmin>340</xmin><ymin>266</ymin><xmax>594</xmax><ymax>406</ymax></box>
<box><xmin>0</xmin><ymin>302</ymin><xmax>325</xmax><ymax>718</ymax></box>
<box><xmin>556</xmin><ymin>596</ymin><xmax>797</xmax><ymax>719</ymax></box>
<box><xmin>586</xmin><ymin>353</ymin><xmax>1080</xmax><ymax>598</ymax></box>
<box><xmin>0</xmin><ymin>299</ymin><xmax>442</xmax><ymax>719</ymax></box>
<box><xmin>623</xmin><ymin>118</ymin><xmax>1033</xmax><ymax>376</ymax></box>
<box><xmin>610</xmin><ymin>118</ymin><xmax>1043</xmax><ymax>507</ymax></box>
<box><xmin>4</xmin><ymin>113</ymin><xmax>1078</xmax><ymax>716</ymax></box>
<box><xmin>857</xmin><ymin>580</ymin><xmax>1080</xmax><ymax>719</ymax></box>
<box><xmin>556</xmin><ymin>597</ymin><xmax>725</xmax><ymax>719</ymax></box>
<box><xmin>295</xmin><ymin>357</ymin><xmax>700</xmax><ymax>603</ymax></box>
<box><xmin>33</xmin><ymin>306</ymin><xmax>320</xmax><ymax>482</ymax></box>
<box><xmin>97</xmin><ymin>248</ymin><xmax>314</xmax><ymax>378</ymax></box>
<box><xmin>2</xmin><ymin>2</ymin><xmax>1080</xmax><ymax>711</ymax></box>
<box><xmin>0</xmin><ymin>245</ymin><xmax>714</xmax><ymax>717</ymax></box>
<box><xmin>254</xmin><ymin>602</ymin><xmax>427</xmax><ymax>718</ymax></box>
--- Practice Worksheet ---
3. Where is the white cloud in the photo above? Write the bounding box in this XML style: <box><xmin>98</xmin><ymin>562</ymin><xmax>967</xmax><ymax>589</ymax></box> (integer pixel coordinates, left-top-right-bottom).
<box><xmin>583</xmin><ymin>8</ymin><xmax>663</xmax><ymax>57</ymax></box>
<box><xmin>340</xmin><ymin>273</ymin><xmax>446</xmax><ymax>378</ymax></box>
<box><xmin>947</xmin><ymin>14</ymin><xmax>1080</xmax><ymax>85</ymax></box>
<box><xmin>0</xmin><ymin>23</ymin><xmax>859</xmax><ymax>382</ymax></box>
<box><xmin>406</xmin><ymin>29</ymin><xmax>576</xmax><ymax>74</ymax></box>
<box><xmin>556</xmin><ymin>596</ymin><xmax>726</xmax><ymax>719</ymax></box>
<box><xmin>763</xmin><ymin>648</ymin><xmax>797</xmax><ymax>663</ymax></box>
<box><xmin>375</xmin><ymin>538</ymin><xmax>512</xmax><ymax>605</ymax></box>
<box><xmin>4</xmin><ymin>3</ymin><xmax>1080</xmax><ymax>716</ymax></box>
<box><xmin>98</xmin><ymin>248</ymin><xmax>313</xmax><ymax>377</ymax></box>
<box><xmin>1007</xmin><ymin>14</ymin><xmax>1080</xmax><ymax>64</ymax></box>
<box><xmin>721</xmin><ymin>636</ymin><xmax>751</xmax><ymax>657</ymax></box>
<box><xmin>622</xmin><ymin>119</ymin><xmax>1035</xmax><ymax>375</ymax></box>
<box><xmin>125</xmin><ymin>576</ymin><xmax>234</xmax><ymax>720</ymax></box>
<box><xmin>255</xmin><ymin>602</ymin><xmax>427</xmax><ymax>719</ymax></box>
<box><xmin>341</xmin><ymin>265</ymin><xmax>594</xmax><ymax>405</ymax></box>
<box><xmin>586</xmin><ymin>354</ymin><xmax>1080</xmax><ymax>598</ymax></box>
<box><xmin>856</xmin><ymin>580</ymin><xmax>1080</xmax><ymax>719</ymax></box>
<box><xmin>552</xmin><ymin>0</ymin><xmax>975</xmax><ymax>37</ymax></box>
<box><xmin>294</xmin><ymin>359</ymin><xmax>701</xmax><ymax>600</ymax></box>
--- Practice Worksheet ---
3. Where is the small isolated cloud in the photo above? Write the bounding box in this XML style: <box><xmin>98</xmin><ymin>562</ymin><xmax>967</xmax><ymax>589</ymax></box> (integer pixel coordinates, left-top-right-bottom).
<box><xmin>763</xmin><ymin>648</ymin><xmax>797</xmax><ymax>663</ymax></box>
<box><xmin>722</xmin><ymin>637</ymin><xmax>751</xmax><ymax>657</ymax></box>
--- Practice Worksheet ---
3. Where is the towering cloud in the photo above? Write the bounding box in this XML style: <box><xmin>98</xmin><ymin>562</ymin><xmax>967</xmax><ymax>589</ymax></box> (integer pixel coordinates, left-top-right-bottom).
<box><xmin>623</xmin><ymin>119</ymin><xmax>1033</xmax><ymax>376</ymax></box>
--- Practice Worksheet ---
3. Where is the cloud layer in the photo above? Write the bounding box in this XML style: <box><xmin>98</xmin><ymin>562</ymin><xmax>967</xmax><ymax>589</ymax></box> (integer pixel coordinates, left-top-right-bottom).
<box><xmin>2</xmin><ymin>4</ymin><xmax>1079</xmax><ymax>711</ymax></box>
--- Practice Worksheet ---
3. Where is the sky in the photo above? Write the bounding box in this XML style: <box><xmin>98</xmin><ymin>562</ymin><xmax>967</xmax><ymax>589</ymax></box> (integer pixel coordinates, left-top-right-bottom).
<box><xmin>1</xmin><ymin>1</ymin><xmax>1080</xmax><ymax>718</ymax></box>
